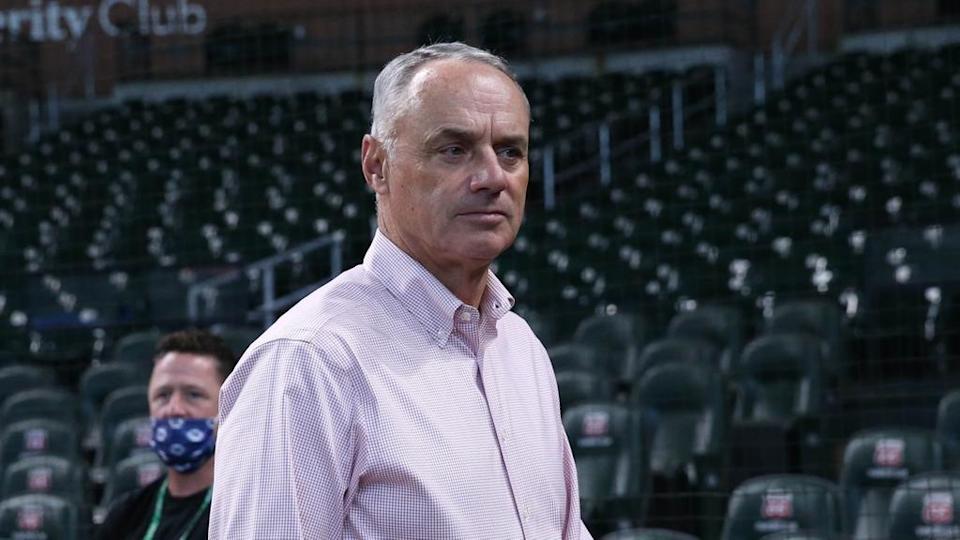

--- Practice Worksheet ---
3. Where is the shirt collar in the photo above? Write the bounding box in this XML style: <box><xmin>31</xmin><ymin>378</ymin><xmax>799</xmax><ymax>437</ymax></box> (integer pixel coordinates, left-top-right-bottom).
<box><xmin>363</xmin><ymin>230</ymin><xmax>515</xmax><ymax>347</ymax></box>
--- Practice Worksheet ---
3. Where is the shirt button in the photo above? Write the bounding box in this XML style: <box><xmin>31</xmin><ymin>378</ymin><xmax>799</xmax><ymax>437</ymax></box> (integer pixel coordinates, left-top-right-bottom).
<box><xmin>459</xmin><ymin>311</ymin><xmax>471</xmax><ymax>322</ymax></box>
<box><xmin>436</xmin><ymin>329</ymin><xmax>445</xmax><ymax>339</ymax></box>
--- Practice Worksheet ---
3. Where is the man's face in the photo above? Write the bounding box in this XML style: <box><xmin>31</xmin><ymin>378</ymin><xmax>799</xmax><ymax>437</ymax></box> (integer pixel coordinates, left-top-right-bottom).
<box><xmin>364</xmin><ymin>59</ymin><xmax>530</xmax><ymax>271</ymax></box>
<box><xmin>148</xmin><ymin>352</ymin><xmax>222</xmax><ymax>420</ymax></box>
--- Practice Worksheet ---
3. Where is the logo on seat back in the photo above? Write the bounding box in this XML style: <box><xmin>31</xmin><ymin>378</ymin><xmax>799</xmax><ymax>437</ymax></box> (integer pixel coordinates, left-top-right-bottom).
<box><xmin>761</xmin><ymin>491</ymin><xmax>794</xmax><ymax>519</ymax></box>
<box><xmin>874</xmin><ymin>438</ymin><xmax>905</xmax><ymax>467</ymax></box>
<box><xmin>23</xmin><ymin>429</ymin><xmax>48</xmax><ymax>452</ymax></box>
<box><xmin>582</xmin><ymin>412</ymin><xmax>609</xmax><ymax>437</ymax></box>
<box><xmin>17</xmin><ymin>506</ymin><xmax>43</xmax><ymax>531</ymax></box>
<box><xmin>923</xmin><ymin>492</ymin><xmax>955</xmax><ymax>525</ymax></box>
<box><xmin>27</xmin><ymin>467</ymin><xmax>53</xmax><ymax>492</ymax></box>
<box><xmin>135</xmin><ymin>422</ymin><xmax>153</xmax><ymax>448</ymax></box>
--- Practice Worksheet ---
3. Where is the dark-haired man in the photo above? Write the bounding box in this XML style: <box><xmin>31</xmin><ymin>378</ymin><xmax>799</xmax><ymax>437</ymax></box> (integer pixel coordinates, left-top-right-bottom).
<box><xmin>98</xmin><ymin>329</ymin><xmax>236</xmax><ymax>540</ymax></box>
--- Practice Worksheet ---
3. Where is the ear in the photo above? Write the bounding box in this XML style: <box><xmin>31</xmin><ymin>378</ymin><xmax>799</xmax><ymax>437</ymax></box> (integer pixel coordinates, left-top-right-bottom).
<box><xmin>361</xmin><ymin>134</ymin><xmax>389</xmax><ymax>195</ymax></box>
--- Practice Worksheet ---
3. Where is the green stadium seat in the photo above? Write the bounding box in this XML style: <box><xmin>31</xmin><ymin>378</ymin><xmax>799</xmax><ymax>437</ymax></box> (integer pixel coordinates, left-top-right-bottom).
<box><xmin>0</xmin><ymin>493</ymin><xmax>81</xmax><ymax>540</ymax></box>
<box><xmin>549</xmin><ymin>344</ymin><xmax>602</xmax><ymax>373</ymax></box>
<box><xmin>840</xmin><ymin>428</ymin><xmax>943</xmax><ymax>540</ymax></box>
<box><xmin>759</xmin><ymin>532</ymin><xmax>844</xmax><ymax>540</ymax></box>
<box><xmin>767</xmin><ymin>299</ymin><xmax>847</xmax><ymax>381</ymax></box>
<box><xmin>734</xmin><ymin>334</ymin><xmax>826</xmax><ymax>423</ymax></box>
<box><xmin>938</xmin><ymin>390</ymin><xmax>960</xmax><ymax>469</ymax></box>
<box><xmin>0</xmin><ymin>420</ymin><xmax>79</xmax><ymax>471</ymax></box>
<box><xmin>209</xmin><ymin>323</ymin><xmax>260</xmax><ymax>358</ymax></box>
<box><xmin>1</xmin><ymin>455</ymin><xmax>88</xmax><ymax>504</ymax></box>
<box><xmin>103</xmin><ymin>416</ymin><xmax>153</xmax><ymax>470</ymax></box>
<box><xmin>0</xmin><ymin>366</ymin><xmax>55</xmax><ymax>407</ymax></box>
<box><xmin>888</xmin><ymin>472</ymin><xmax>960</xmax><ymax>540</ymax></box>
<box><xmin>101</xmin><ymin>452</ymin><xmax>163</xmax><ymax>507</ymax></box>
<box><xmin>97</xmin><ymin>385</ymin><xmax>148</xmax><ymax>469</ymax></box>
<box><xmin>667</xmin><ymin>305</ymin><xmax>744</xmax><ymax>375</ymax></box>
<box><xmin>556</xmin><ymin>371</ymin><xmax>614</xmax><ymax>413</ymax></box>
<box><xmin>720</xmin><ymin>475</ymin><xmax>845</xmax><ymax>540</ymax></box>
<box><xmin>564</xmin><ymin>402</ymin><xmax>648</xmax><ymax>535</ymax></box>
<box><xmin>111</xmin><ymin>329</ymin><xmax>160</xmax><ymax>365</ymax></box>
<box><xmin>0</xmin><ymin>389</ymin><xmax>81</xmax><ymax>428</ymax></box>
<box><xmin>634</xmin><ymin>338</ymin><xmax>720</xmax><ymax>378</ymax></box>
<box><xmin>79</xmin><ymin>363</ymin><xmax>144</xmax><ymax>431</ymax></box>
<box><xmin>601</xmin><ymin>528</ymin><xmax>699</xmax><ymax>540</ymax></box>
<box><xmin>573</xmin><ymin>313</ymin><xmax>647</xmax><ymax>381</ymax></box>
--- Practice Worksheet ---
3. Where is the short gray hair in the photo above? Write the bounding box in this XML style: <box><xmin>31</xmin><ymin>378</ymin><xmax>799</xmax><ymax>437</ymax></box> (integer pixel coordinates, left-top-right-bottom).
<box><xmin>369</xmin><ymin>42</ymin><xmax>527</xmax><ymax>150</ymax></box>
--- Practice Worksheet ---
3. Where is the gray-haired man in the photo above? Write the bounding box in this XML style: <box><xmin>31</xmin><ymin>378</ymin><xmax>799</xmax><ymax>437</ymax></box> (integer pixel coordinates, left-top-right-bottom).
<box><xmin>210</xmin><ymin>42</ymin><xmax>592</xmax><ymax>539</ymax></box>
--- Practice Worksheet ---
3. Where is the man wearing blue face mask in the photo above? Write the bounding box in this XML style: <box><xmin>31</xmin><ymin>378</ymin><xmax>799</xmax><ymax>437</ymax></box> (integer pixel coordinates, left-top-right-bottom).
<box><xmin>97</xmin><ymin>329</ymin><xmax>236</xmax><ymax>540</ymax></box>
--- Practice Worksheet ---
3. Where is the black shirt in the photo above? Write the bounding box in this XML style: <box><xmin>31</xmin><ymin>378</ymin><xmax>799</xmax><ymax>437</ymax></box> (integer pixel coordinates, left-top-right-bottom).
<box><xmin>97</xmin><ymin>476</ymin><xmax>210</xmax><ymax>540</ymax></box>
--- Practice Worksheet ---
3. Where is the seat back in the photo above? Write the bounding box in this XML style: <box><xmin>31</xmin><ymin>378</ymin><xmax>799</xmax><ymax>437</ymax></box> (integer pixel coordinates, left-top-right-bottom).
<box><xmin>759</xmin><ymin>532</ymin><xmax>843</xmax><ymax>540</ymax></box>
<box><xmin>104</xmin><ymin>416</ymin><xmax>154</xmax><ymax>469</ymax></box>
<box><xmin>98</xmin><ymin>385</ymin><xmax>149</xmax><ymax>465</ymax></box>
<box><xmin>79</xmin><ymin>363</ymin><xmax>143</xmax><ymax>427</ymax></box>
<box><xmin>1</xmin><ymin>456</ymin><xmax>87</xmax><ymax>503</ymax></box>
<box><xmin>549</xmin><ymin>343</ymin><xmax>601</xmax><ymax>373</ymax></box>
<box><xmin>0</xmin><ymin>493</ymin><xmax>78</xmax><ymax>540</ymax></box>
<box><xmin>573</xmin><ymin>313</ymin><xmax>646</xmax><ymax>380</ymax></box>
<box><xmin>735</xmin><ymin>334</ymin><xmax>825</xmax><ymax>423</ymax></box>
<box><xmin>601</xmin><ymin>528</ymin><xmax>700</xmax><ymax>540</ymax></box>
<box><xmin>720</xmin><ymin>474</ymin><xmax>845</xmax><ymax>540</ymax></box>
<box><xmin>768</xmin><ymin>300</ymin><xmax>845</xmax><ymax>378</ymax></box>
<box><xmin>101</xmin><ymin>452</ymin><xmax>164</xmax><ymax>506</ymax></box>
<box><xmin>111</xmin><ymin>329</ymin><xmax>160</xmax><ymax>365</ymax></box>
<box><xmin>0</xmin><ymin>420</ymin><xmax>79</xmax><ymax>470</ymax></box>
<box><xmin>563</xmin><ymin>402</ymin><xmax>648</xmax><ymax>523</ymax></box>
<box><xmin>0</xmin><ymin>388</ymin><xmax>81</xmax><ymax>428</ymax></box>
<box><xmin>667</xmin><ymin>305</ymin><xmax>743</xmax><ymax>373</ymax></box>
<box><xmin>635</xmin><ymin>338</ymin><xmax>720</xmax><ymax>377</ymax></box>
<box><xmin>840</xmin><ymin>428</ymin><xmax>942</xmax><ymax>540</ymax></box>
<box><xmin>888</xmin><ymin>472</ymin><xmax>960</xmax><ymax>539</ymax></box>
<box><xmin>0</xmin><ymin>366</ymin><xmax>54</xmax><ymax>407</ymax></box>
<box><xmin>632</xmin><ymin>361</ymin><xmax>724</xmax><ymax>478</ymax></box>
<box><xmin>209</xmin><ymin>324</ymin><xmax>257</xmax><ymax>358</ymax></box>
<box><xmin>556</xmin><ymin>371</ymin><xmax>614</xmax><ymax>413</ymax></box>
<box><xmin>937</xmin><ymin>390</ymin><xmax>960</xmax><ymax>467</ymax></box>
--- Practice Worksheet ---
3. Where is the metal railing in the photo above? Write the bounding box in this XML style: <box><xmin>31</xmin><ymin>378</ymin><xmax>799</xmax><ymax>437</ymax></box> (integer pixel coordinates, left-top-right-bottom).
<box><xmin>187</xmin><ymin>231</ymin><xmax>344</xmax><ymax>328</ymax></box>
<box><xmin>538</xmin><ymin>65</ymin><xmax>727</xmax><ymax>209</ymax></box>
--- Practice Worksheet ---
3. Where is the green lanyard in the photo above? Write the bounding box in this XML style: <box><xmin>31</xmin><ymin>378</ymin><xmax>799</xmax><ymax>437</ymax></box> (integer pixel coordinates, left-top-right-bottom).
<box><xmin>143</xmin><ymin>478</ymin><xmax>213</xmax><ymax>540</ymax></box>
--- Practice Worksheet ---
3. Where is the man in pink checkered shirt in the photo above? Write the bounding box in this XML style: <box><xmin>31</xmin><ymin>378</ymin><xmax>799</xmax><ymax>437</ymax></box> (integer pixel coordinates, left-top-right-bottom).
<box><xmin>210</xmin><ymin>42</ymin><xmax>592</xmax><ymax>539</ymax></box>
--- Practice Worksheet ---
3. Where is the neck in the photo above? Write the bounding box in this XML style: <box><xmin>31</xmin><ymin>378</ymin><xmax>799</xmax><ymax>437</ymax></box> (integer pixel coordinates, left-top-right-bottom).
<box><xmin>378</xmin><ymin>223</ymin><xmax>489</xmax><ymax>308</ymax></box>
<box><xmin>166</xmin><ymin>457</ymin><xmax>214</xmax><ymax>497</ymax></box>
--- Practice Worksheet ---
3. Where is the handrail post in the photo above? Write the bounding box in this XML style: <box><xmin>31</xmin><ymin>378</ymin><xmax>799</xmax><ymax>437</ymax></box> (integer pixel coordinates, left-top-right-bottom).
<box><xmin>543</xmin><ymin>146</ymin><xmax>556</xmax><ymax>210</ymax></box>
<box><xmin>649</xmin><ymin>105</ymin><xmax>661</xmax><ymax>163</ymax></box>
<box><xmin>671</xmin><ymin>80</ymin><xmax>684</xmax><ymax>150</ymax></box>
<box><xmin>598</xmin><ymin>123</ymin><xmax>611</xmax><ymax>187</ymax></box>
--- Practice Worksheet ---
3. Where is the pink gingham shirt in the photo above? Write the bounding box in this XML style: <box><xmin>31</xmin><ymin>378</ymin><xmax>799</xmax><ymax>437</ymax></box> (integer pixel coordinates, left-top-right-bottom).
<box><xmin>210</xmin><ymin>230</ymin><xmax>591</xmax><ymax>539</ymax></box>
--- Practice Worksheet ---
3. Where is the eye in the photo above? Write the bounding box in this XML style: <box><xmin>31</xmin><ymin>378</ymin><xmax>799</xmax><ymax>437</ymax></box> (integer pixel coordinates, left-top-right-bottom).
<box><xmin>498</xmin><ymin>146</ymin><xmax>526</xmax><ymax>161</ymax></box>
<box><xmin>439</xmin><ymin>145</ymin><xmax>466</xmax><ymax>158</ymax></box>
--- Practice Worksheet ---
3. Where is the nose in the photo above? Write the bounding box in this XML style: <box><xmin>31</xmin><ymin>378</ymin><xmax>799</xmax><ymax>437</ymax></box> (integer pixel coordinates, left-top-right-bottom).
<box><xmin>468</xmin><ymin>147</ymin><xmax>508</xmax><ymax>194</ymax></box>
<box><xmin>160</xmin><ymin>392</ymin><xmax>189</xmax><ymax>419</ymax></box>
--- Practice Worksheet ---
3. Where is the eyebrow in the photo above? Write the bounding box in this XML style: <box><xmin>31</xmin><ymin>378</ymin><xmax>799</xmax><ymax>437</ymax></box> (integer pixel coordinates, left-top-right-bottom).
<box><xmin>425</xmin><ymin>126</ymin><xmax>529</xmax><ymax>149</ymax></box>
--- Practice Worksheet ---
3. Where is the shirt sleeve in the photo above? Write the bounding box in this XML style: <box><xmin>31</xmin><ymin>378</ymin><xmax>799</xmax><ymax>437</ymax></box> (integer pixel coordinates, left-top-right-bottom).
<box><xmin>209</xmin><ymin>337</ymin><xmax>359</xmax><ymax>538</ymax></box>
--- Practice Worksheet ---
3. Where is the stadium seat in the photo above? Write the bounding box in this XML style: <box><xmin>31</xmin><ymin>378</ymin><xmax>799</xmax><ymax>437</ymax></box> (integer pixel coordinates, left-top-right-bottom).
<box><xmin>766</xmin><ymin>299</ymin><xmax>847</xmax><ymax>381</ymax></box>
<box><xmin>666</xmin><ymin>305</ymin><xmax>744</xmax><ymax>375</ymax></box>
<box><xmin>734</xmin><ymin>334</ymin><xmax>826</xmax><ymax>423</ymax></box>
<box><xmin>79</xmin><ymin>363</ymin><xmax>144</xmax><ymax>431</ymax></box>
<box><xmin>556</xmin><ymin>371</ymin><xmax>614</xmax><ymax>413</ymax></box>
<box><xmin>840</xmin><ymin>427</ymin><xmax>943</xmax><ymax>540</ymax></box>
<box><xmin>632</xmin><ymin>361</ymin><xmax>726</xmax><ymax>486</ymax></box>
<box><xmin>634</xmin><ymin>338</ymin><xmax>720</xmax><ymax>377</ymax></box>
<box><xmin>103</xmin><ymin>416</ymin><xmax>153</xmax><ymax>469</ymax></box>
<box><xmin>720</xmin><ymin>475</ymin><xmax>845</xmax><ymax>540</ymax></box>
<box><xmin>0</xmin><ymin>493</ymin><xmax>80</xmax><ymax>540</ymax></box>
<box><xmin>549</xmin><ymin>343</ymin><xmax>602</xmax><ymax>373</ymax></box>
<box><xmin>0</xmin><ymin>388</ymin><xmax>81</xmax><ymax>428</ymax></box>
<box><xmin>0</xmin><ymin>366</ymin><xmax>55</xmax><ymax>406</ymax></box>
<box><xmin>111</xmin><ymin>329</ymin><xmax>160</xmax><ymax>365</ymax></box>
<box><xmin>100</xmin><ymin>452</ymin><xmax>163</xmax><ymax>507</ymax></box>
<box><xmin>888</xmin><ymin>472</ymin><xmax>960</xmax><ymax>540</ymax></box>
<box><xmin>0</xmin><ymin>420</ymin><xmax>79</xmax><ymax>471</ymax></box>
<box><xmin>209</xmin><ymin>323</ymin><xmax>260</xmax><ymax>358</ymax></box>
<box><xmin>572</xmin><ymin>313</ymin><xmax>647</xmax><ymax>381</ymax></box>
<box><xmin>97</xmin><ymin>385</ymin><xmax>148</xmax><ymax>468</ymax></box>
<box><xmin>601</xmin><ymin>528</ymin><xmax>699</xmax><ymax>540</ymax></box>
<box><xmin>564</xmin><ymin>402</ymin><xmax>648</xmax><ymax>535</ymax></box>
<box><xmin>0</xmin><ymin>455</ymin><xmax>88</xmax><ymax>504</ymax></box>
<box><xmin>937</xmin><ymin>390</ymin><xmax>960</xmax><ymax>468</ymax></box>
<box><xmin>759</xmin><ymin>532</ymin><xmax>844</xmax><ymax>540</ymax></box>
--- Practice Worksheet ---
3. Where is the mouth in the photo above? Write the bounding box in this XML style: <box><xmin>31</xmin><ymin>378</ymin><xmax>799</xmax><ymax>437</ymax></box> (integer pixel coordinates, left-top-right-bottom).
<box><xmin>458</xmin><ymin>210</ymin><xmax>509</xmax><ymax>223</ymax></box>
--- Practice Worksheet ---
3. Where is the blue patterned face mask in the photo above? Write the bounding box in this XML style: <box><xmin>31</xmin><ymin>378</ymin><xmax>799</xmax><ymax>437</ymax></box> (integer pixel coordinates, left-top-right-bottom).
<box><xmin>150</xmin><ymin>417</ymin><xmax>216</xmax><ymax>474</ymax></box>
